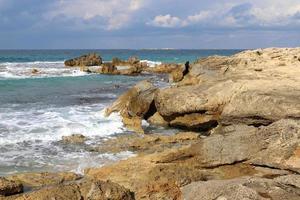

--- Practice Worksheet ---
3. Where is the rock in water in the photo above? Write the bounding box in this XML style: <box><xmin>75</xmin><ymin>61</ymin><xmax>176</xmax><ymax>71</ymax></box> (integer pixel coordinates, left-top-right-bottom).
<box><xmin>0</xmin><ymin>177</ymin><xmax>23</xmax><ymax>196</ymax></box>
<box><xmin>62</xmin><ymin>134</ymin><xmax>87</xmax><ymax>144</ymax></box>
<box><xmin>105</xmin><ymin>80</ymin><xmax>157</xmax><ymax>134</ymax></box>
<box><xmin>64</xmin><ymin>53</ymin><xmax>102</xmax><ymax>67</ymax></box>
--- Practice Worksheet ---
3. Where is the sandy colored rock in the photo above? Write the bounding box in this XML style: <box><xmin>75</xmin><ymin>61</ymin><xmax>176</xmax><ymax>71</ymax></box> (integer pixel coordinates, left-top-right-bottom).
<box><xmin>147</xmin><ymin>112</ymin><xmax>169</xmax><ymax>127</ymax></box>
<box><xmin>0</xmin><ymin>178</ymin><xmax>23</xmax><ymax>197</ymax></box>
<box><xmin>62</xmin><ymin>134</ymin><xmax>87</xmax><ymax>144</ymax></box>
<box><xmin>7</xmin><ymin>172</ymin><xmax>81</xmax><ymax>188</ymax></box>
<box><xmin>182</xmin><ymin>175</ymin><xmax>300</xmax><ymax>200</ymax></box>
<box><xmin>13</xmin><ymin>183</ymin><xmax>82</xmax><ymax>200</ymax></box>
<box><xmin>170</xmin><ymin>113</ymin><xmax>218</xmax><ymax>130</ymax></box>
<box><xmin>169</xmin><ymin>66</ymin><xmax>184</xmax><ymax>83</ymax></box>
<box><xmin>65</xmin><ymin>53</ymin><xmax>102</xmax><ymax>67</ymax></box>
<box><xmin>155</xmin><ymin>48</ymin><xmax>300</xmax><ymax>129</ymax></box>
<box><xmin>82</xmin><ymin>180</ymin><xmax>135</xmax><ymax>200</ymax></box>
<box><xmin>105</xmin><ymin>80</ymin><xmax>157</xmax><ymax>133</ymax></box>
<box><xmin>90</xmin><ymin>132</ymin><xmax>200</xmax><ymax>155</ymax></box>
<box><xmin>156</xmin><ymin>119</ymin><xmax>300</xmax><ymax>173</ymax></box>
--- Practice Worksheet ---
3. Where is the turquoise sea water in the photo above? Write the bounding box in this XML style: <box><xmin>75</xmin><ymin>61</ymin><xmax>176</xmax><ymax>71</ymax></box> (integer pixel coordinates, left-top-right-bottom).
<box><xmin>0</xmin><ymin>49</ymin><xmax>242</xmax><ymax>176</ymax></box>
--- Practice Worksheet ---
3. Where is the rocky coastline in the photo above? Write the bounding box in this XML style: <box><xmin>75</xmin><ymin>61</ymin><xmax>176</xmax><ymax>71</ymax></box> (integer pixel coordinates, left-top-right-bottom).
<box><xmin>1</xmin><ymin>48</ymin><xmax>300</xmax><ymax>199</ymax></box>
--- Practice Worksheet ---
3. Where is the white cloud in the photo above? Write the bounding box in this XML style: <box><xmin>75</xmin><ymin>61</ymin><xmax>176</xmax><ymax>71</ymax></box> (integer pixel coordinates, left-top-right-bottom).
<box><xmin>46</xmin><ymin>0</ymin><xmax>144</xmax><ymax>30</ymax></box>
<box><xmin>148</xmin><ymin>1</ymin><xmax>300</xmax><ymax>29</ymax></box>
<box><xmin>148</xmin><ymin>14</ymin><xmax>182</xmax><ymax>28</ymax></box>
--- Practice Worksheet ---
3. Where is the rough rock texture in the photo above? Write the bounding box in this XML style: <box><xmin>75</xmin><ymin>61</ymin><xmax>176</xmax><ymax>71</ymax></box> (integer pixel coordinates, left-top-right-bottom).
<box><xmin>156</xmin><ymin>120</ymin><xmax>300</xmax><ymax>172</ymax></box>
<box><xmin>82</xmin><ymin>180</ymin><xmax>135</xmax><ymax>200</ymax></box>
<box><xmin>154</xmin><ymin>48</ymin><xmax>300</xmax><ymax>130</ymax></box>
<box><xmin>7</xmin><ymin>172</ymin><xmax>81</xmax><ymax>188</ymax></box>
<box><xmin>147</xmin><ymin>112</ymin><xmax>169</xmax><ymax>127</ymax></box>
<box><xmin>0</xmin><ymin>178</ymin><xmax>23</xmax><ymax>197</ymax></box>
<box><xmin>85</xmin><ymin>119</ymin><xmax>300</xmax><ymax>199</ymax></box>
<box><xmin>182</xmin><ymin>175</ymin><xmax>300</xmax><ymax>200</ymax></box>
<box><xmin>90</xmin><ymin>132</ymin><xmax>200</xmax><ymax>155</ymax></box>
<box><xmin>105</xmin><ymin>80</ymin><xmax>157</xmax><ymax>133</ymax></box>
<box><xmin>6</xmin><ymin>180</ymin><xmax>134</xmax><ymax>200</ymax></box>
<box><xmin>65</xmin><ymin>53</ymin><xmax>102</xmax><ymax>67</ymax></box>
<box><xmin>169</xmin><ymin>66</ymin><xmax>184</xmax><ymax>83</ymax></box>
<box><xmin>62</xmin><ymin>134</ymin><xmax>87</xmax><ymax>144</ymax></box>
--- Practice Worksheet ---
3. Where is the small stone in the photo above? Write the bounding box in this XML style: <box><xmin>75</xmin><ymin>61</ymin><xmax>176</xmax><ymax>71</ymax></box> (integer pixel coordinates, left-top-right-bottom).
<box><xmin>31</xmin><ymin>68</ymin><xmax>39</xmax><ymax>74</ymax></box>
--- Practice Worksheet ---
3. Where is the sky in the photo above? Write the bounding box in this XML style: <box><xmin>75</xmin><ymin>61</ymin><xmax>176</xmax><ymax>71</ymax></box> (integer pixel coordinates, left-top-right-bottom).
<box><xmin>0</xmin><ymin>0</ymin><xmax>300</xmax><ymax>49</ymax></box>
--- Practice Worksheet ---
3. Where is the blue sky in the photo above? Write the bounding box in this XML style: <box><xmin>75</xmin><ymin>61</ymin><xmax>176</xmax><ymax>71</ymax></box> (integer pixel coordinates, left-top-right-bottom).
<box><xmin>0</xmin><ymin>0</ymin><xmax>300</xmax><ymax>49</ymax></box>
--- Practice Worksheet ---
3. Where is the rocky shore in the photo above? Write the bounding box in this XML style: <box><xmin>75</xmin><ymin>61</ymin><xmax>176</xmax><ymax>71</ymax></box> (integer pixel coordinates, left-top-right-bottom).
<box><xmin>1</xmin><ymin>48</ymin><xmax>300</xmax><ymax>199</ymax></box>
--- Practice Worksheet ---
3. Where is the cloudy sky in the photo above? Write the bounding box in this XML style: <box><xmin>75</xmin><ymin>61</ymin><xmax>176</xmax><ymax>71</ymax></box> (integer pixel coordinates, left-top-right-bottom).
<box><xmin>0</xmin><ymin>0</ymin><xmax>300</xmax><ymax>49</ymax></box>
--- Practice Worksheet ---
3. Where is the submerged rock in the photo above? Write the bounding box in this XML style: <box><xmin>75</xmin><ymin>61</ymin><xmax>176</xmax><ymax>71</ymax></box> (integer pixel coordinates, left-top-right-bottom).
<box><xmin>62</xmin><ymin>134</ymin><xmax>87</xmax><ymax>144</ymax></box>
<box><xmin>0</xmin><ymin>177</ymin><xmax>23</xmax><ymax>197</ymax></box>
<box><xmin>65</xmin><ymin>53</ymin><xmax>102</xmax><ymax>67</ymax></box>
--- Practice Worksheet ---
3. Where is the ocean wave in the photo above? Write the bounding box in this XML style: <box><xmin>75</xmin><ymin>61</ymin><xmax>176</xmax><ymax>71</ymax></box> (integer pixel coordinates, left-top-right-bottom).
<box><xmin>0</xmin><ymin>61</ymin><xmax>87</xmax><ymax>79</ymax></box>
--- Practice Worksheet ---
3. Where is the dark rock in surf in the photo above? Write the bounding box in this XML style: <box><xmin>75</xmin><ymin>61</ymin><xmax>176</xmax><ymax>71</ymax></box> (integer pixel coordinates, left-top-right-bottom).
<box><xmin>65</xmin><ymin>53</ymin><xmax>102</xmax><ymax>67</ymax></box>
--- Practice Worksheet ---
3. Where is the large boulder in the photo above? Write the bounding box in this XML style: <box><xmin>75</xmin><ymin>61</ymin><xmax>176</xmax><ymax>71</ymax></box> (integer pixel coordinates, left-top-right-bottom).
<box><xmin>154</xmin><ymin>48</ymin><xmax>300</xmax><ymax>130</ymax></box>
<box><xmin>0</xmin><ymin>177</ymin><xmax>23</xmax><ymax>197</ymax></box>
<box><xmin>65</xmin><ymin>53</ymin><xmax>102</xmax><ymax>67</ymax></box>
<box><xmin>105</xmin><ymin>80</ymin><xmax>157</xmax><ymax>133</ymax></box>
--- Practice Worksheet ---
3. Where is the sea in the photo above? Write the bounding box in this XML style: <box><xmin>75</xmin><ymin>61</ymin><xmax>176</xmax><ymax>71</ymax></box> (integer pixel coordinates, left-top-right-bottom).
<box><xmin>0</xmin><ymin>49</ymin><xmax>242</xmax><ymax>176</ymax></box>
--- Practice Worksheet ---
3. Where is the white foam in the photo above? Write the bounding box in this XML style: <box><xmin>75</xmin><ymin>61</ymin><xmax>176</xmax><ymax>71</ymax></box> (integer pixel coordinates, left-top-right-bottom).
<box><xmin>140</xmin><ymin>60</ymin><xmax>162</xmax><ymax>67</ymax></box>
<box><xmin>0</xmin><ymin>104</ymin><xmax>124</xmax><ymax>145</ymax></box>
<box><xmin>0</xmin><ymin>61</ymin><xmax>88</xmax><ymax>79</ymax></box>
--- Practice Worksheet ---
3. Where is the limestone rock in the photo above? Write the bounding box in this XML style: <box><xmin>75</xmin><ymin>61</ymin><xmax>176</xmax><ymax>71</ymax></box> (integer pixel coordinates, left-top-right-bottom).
<box><xmin>65</xmin><ymin>53</ymin><xmax>102</xmax><ymax>67</ymax></box>
<box><xmin>101</xmin><ymin>63</ymin><xmax>117</xmax><ymax>74</ymax></box>
<box><xmin>156</xmin><ymin>119</ymin><xmax>300</xmax><ymax>173</ymax></box>
<box><xmin>154</xmin><ymin>48</ymin><xmax>300</xmax><ymax>129</ymax></box>
<box><xmin>147</xmin><ymin>112</ymin><xmax>169</xmax><ymax>127</ymax></box>
<box><xmin>13</xmin><ymin>183</ymin><xmax>82</xmax><ymax>200</ymax></box>
<box><xmin>62</xmin><ymin>134</ymin><xmax>87</xmax><ymax>144</ymax></box>
<box><xmin>7</xmin><ymin>172</ymin><xmax>81</xmax><ymax>188</ymax></box>
<box><xmin>0</xmin><ymin>177</ymin><xmax>23</xmax><ymax>197</ymax></box>
<box><xmin>169</xmin><ymin>66</ymin><xmax>184</xmax><ymax>83</ymax></box>
<box><xmin>128</xmin><ymin>56</ymin><xmax>140</xmax><ymax>65</ymax></box>
<box><xmin>105</xmin><ymin>80</ymin><xmax>157</xmax><ymax>133</ymax></box>
<box><xmin>169</xmin><ymin>113</ymin><xmax>218</xmax><ymax>131</ymax></box>
<box><xmin>83</xmin><ymin>180</ymin><xmax>135</xmax><ymax>200</ymax></box>
<box><xmin>182</xmin><ymin>176</ymin><xmax>300</xmax><ymax>200</ymax></box>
